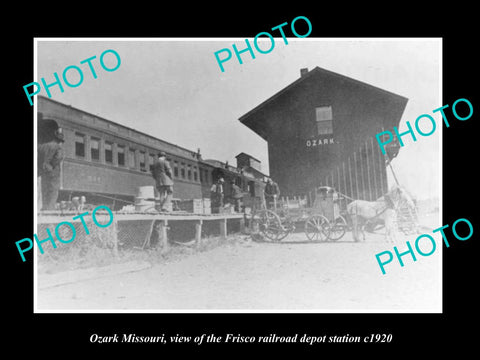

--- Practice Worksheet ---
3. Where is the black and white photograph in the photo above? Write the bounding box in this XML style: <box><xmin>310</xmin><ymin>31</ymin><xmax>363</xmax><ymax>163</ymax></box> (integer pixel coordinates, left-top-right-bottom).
<box><xmin>6</xmin><ymin>8</ymin><xmax>478</xmax><ymax>354</ymax></box>
<box><xmin>33</xmin><ymin>38</ymin><xmax>442</xmax><ymax>312</ymax></box>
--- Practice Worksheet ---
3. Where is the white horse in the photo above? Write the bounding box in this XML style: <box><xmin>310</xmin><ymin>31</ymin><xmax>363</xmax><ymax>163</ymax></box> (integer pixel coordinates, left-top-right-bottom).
<box><xmin>347</xmin><ymin>186</ymin><xmax>410</xmax><ymax>243</ymax></box>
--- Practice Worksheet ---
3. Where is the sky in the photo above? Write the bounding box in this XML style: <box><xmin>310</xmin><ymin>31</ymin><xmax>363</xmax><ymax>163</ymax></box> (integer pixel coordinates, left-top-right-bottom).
<box><xmin>36</xmin><ymin>38</ymin><xmax>441</xmax><ymax>200</ymax></box>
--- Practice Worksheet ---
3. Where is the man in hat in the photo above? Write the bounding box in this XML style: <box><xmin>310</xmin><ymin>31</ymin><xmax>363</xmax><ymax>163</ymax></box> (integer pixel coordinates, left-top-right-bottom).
<box><xmin>151</xmin><ymin>151</ymin><xmax>174</xmax><ymax>212</ymax></box>
<box><xmin>38</xmin><ymin>128</ymin><xmax>65</xmax><ymax>210</ymax></box>
<box><xmin>264</xmin><ymin>177</ymin><xmax>280</xmax><ymax>210</ymax></box>
<box><xmin>210</xmin><ymin>177</ymin><xmax>225</xmax><ymax>213</ymax></box>
<box><xmin>230</xmin><ymin>179</ymin><xmax>244</xmax><ymax>212</ymax></box>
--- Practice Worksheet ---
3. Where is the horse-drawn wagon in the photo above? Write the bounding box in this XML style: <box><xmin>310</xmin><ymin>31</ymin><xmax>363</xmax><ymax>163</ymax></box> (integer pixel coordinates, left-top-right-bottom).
<box><xmin>249</xmin><ymin>186</ymin><xmax>349</xmax><ymax>242</ymax></box>
<box><xmin>249</xmin><ymin>185</ymin><xmax>416</xmax><ymax>243</ymax></box>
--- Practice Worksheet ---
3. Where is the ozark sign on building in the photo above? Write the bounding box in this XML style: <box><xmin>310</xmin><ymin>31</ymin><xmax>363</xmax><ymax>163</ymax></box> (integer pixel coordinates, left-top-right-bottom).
<box><xmin>239</xmin><ymin>66</ymin><xmax>408</xmax><ymax>200</ymax></box>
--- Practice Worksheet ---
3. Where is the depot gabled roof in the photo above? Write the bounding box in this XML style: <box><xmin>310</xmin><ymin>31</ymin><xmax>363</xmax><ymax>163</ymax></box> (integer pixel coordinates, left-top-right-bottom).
<box><xmin>238</xmin><ymin>66</ymin><xmax>408</xmax><ymax>140</ymax></box>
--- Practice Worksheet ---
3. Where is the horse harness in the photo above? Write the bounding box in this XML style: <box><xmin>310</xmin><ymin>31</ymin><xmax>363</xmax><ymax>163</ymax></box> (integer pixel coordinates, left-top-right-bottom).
<box><xmin>354</xmin><ymin>193</ymin><xmax>396</xmax><ymax>221</ymax></box>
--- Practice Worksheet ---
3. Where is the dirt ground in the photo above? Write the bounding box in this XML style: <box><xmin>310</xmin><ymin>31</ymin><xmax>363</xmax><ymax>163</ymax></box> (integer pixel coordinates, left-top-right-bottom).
<box><xmin>36</xmin><ymin>212</ymin><xmax>442</xmax><ymax>312</ymax></box>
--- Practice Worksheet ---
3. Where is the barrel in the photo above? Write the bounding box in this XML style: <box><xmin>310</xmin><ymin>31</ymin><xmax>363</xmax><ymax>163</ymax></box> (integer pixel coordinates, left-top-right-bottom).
<box><xmin>136</xmin><ymin>186</ymin><xmax>155</xmax><ymax>200</ymax></box>
<box><xmin>135</xmin><ymin>186</ymin><xmax>156</xmax><ymax>211</ymax></box>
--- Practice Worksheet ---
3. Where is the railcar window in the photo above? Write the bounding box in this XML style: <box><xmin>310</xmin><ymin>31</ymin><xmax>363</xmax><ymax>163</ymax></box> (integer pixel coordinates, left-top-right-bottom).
<box><xmin>91</xmin><ymin>137</ymin><xmax>100</xmax><ymax>161</ymax></box>
<box><xmin>105</xmin><ymin>142</ymin><xmax>113</xmax><ymax>163</ymax></box>
<box><xmin>316</xmin><ymin>106</ymin><xmax>333</xmax><ymax>135</ymax></box>
<box><xmin>149</xmin><ymin>154</ymin><xmax>154</xmax><ymax>172</ymax></box>
<box><xmin>180</xmin><ymin>163</ymin><xmax>185</xmax><ymax>179</ymax></box>
<box><xmin>75</xmin><ymin>133</ymin><xmax>85</xmax><ymax>157</ymax></box>
<box><xmin>139</xmin><ymin>151</ymin><xmax>147</xmax><ymax>172</ymax></box>
<box><xmin>128</xmin><ymin>149</ymin><xmax>135</xmax><ymax>168</ymax></box>
<box><xmin>173</xmin><ymin>161</ymin><xmax>179</xmax><ymax>178</ymax></box>
<box><xmin>117</xmin><ymin>145</ymin><xmax>125</xmax><ymax>166</ymax></box>
<box><xmin>204</xmin><ymin>169</ymin><xmax>210</xmax><ymax>184</ymax></box>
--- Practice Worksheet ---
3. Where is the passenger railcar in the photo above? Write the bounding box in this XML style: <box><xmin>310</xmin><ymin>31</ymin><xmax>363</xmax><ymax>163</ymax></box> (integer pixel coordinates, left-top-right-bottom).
<box><xmin>37</xmin><ymin>96</ymin><xmax>265</xmax><ymax>210</ymax></box>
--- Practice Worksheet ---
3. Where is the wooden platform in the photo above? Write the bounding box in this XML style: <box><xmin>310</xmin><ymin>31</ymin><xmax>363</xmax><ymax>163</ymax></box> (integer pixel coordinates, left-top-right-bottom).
<box><xmin>36</xmin><ymin>211</ymin><xmax>247</xmax><ymax>255</ymax></box>
<box><xmin>37</xmin><ymin>211</ymin><xmax>245</xmax><ymax>223</ymax></box>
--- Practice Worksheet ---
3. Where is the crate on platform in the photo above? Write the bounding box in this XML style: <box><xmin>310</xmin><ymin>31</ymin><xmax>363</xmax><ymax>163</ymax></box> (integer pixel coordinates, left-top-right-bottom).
<box><xmin>177</xmin><ymin>199</ymin><xmax>211</xmax><ymax>214</ymax></box>
<box><xmin>219</xmin><ymin>204</ymin><xmax>235</xmax><ymax>214</ymax></box>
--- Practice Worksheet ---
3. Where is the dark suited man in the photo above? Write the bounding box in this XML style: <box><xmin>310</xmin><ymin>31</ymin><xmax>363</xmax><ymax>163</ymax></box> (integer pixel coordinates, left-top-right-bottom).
<box><xmin>151</xmin><ymin>151</ymin><xmax>174</xmax><ymax>212</ymax></box>
<box><xmin>264</xmin><ymin>178</ymin><xmax>280</xmax><ymax>210</ymax></box>
<box><xmin>38</xmin><ymin>128</ymin><xmax>65</xmax><ymax>210</ymax></box>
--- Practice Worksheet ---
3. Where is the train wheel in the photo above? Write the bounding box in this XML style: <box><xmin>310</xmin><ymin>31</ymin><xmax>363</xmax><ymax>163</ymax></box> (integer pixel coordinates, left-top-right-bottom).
<box><xmin>304</xmin><ymin>215</ymin><xmax>330</xmax><ymax>242</ymax></box>
<box><xmin>328</xmin><ymin>215</ymin><xmax>347</xmax><ymax>241</ymax></box>
<box><xmin>251</xmin><ymin>209</ymin><xmax>286</xmax><ymax>242</ymax></box>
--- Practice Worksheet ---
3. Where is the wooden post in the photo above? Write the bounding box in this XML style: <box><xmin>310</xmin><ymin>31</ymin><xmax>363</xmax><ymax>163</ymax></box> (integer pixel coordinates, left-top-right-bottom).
<box><xmin>145</xmin><ymin>219</ymin><xmax>156</xmax><ymax>249</ymax></box>
<box><xmin>159</xmin><ymin>219</ymin><xmax>169</xmax><ymax>254</ymax></box>
<box><xmin>195</xmin><ymin>220</ymin><xmax>203</xmax><ymax>250</ymax></box>
<box><xmin>219</xmin><ymin>217</ymin><xmax>227</xmax><ymax>239</ymax></box>
<box><xmin>239</xmin><ymin>215</ymin><xmax>246</xmax><ymax>233</ymax></box>
<box><xmin>112</xmin><ymin>218</ymin><xmax>119</xmax><ymax>259</ymax></box>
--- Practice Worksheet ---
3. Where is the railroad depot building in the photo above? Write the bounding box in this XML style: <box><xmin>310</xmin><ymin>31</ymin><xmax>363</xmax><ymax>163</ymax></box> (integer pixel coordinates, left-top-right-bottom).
<box><xmin>239</xmin><ymin>67</ymin><xmax>408</xmax><ymax>201</ymax></box>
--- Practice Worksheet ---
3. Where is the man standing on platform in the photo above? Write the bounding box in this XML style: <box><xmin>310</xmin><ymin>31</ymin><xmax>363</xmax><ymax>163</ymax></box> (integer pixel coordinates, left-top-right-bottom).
<box><xmin>210</xmin><ymin>177</ymin><xmax>225</xmax><ymax>213</ymax></box>
<box><xmin>230</xmin><ymin>179</ymin><xmax>244</xmax><ymax>212</ymax></box>
<box><xmin>38</xmin><ymin>128</ymin><xmax>65</xmax><ymax>210</ymax></box>
<box><xmin>151</xmin><ymin>151</ymin><xmax>174</xmax><ymax>212</ymax></box>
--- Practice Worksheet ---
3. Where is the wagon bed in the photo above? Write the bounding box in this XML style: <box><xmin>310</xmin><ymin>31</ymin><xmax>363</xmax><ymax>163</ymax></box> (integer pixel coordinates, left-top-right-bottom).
<box><xmin>250</xmin><ymin>186</ymin><xmax>349</xmax><ymax>242</ymax></box>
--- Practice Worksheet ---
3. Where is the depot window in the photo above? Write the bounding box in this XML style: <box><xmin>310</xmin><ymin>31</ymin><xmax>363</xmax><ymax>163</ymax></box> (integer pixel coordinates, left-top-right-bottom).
<box><xmin>173</xmin><ymin>161</ymin><xmax>179</xmax><ymax>178</ymax></box>
<box><xmin>90</xmin><ymin>137</ymin><xmax>100</xmax><ymax>161</ymax></box>
<box><xmin>316</xmin><ymin>106</ymin><xmax>333</xmax><ymax>135</ymax></box>
<box><xmin>75</xmin><ymin>133</ymin><xmax>85</xmax><ymax>157</ymax></box>
<box><xmin>180</xmin><ymin>163</ymin><xmax>185</xmax><ymax>179</ymax></box>
<box><xmin>205</xmin><ymin>169</ymin><xmax>210</xmax><ymax>184</ymax></box>
<box><xmin>139</xmin><ymin>151</ymin><xmax>147</xmax><ymax>172</ymax></box>
<box><xmin>148</xmin><ymin>154</ymin><xmax>154</xmax><ymax>172</ymax></box>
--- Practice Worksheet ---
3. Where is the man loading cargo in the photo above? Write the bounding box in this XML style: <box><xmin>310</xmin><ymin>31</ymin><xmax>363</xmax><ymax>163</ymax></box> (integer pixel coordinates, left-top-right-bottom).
<box><xmin>230</xmin><ymin>179</ymin><xmax>244</xmax><ymax>212</ymax></box>
<box><xmin>210</xmin><ymin>177</ymin><xmax>225</xmax><ymax>213</ymax></box>
<box><xmin>151</xmin><ymin>151</ymin><xmax>174</xmax><ymax>212</ymax></box>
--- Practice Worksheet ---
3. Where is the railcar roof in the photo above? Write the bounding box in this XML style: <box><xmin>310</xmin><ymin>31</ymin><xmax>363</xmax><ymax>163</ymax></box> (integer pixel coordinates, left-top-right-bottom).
<box><xmin>37</xmin><ymin>96</ymin><xmax>201</xmax><ymax>160</ymax></box>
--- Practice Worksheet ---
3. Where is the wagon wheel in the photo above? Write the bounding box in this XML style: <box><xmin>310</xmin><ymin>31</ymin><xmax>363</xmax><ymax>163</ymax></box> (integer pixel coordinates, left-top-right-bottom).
<box><xmin>304</xmin><ymin>214</ymin><xmax>330</xmax><ymax>242</ymax></box>
<box><xmin>251</xmin><ymin>209</ymin><xmax>286</xmax><ymax>242</ymax></box>
<box><xmin>328</xmin><ymin>215</ymin><xmax>347</xmax><ymax>241</ymax></box>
